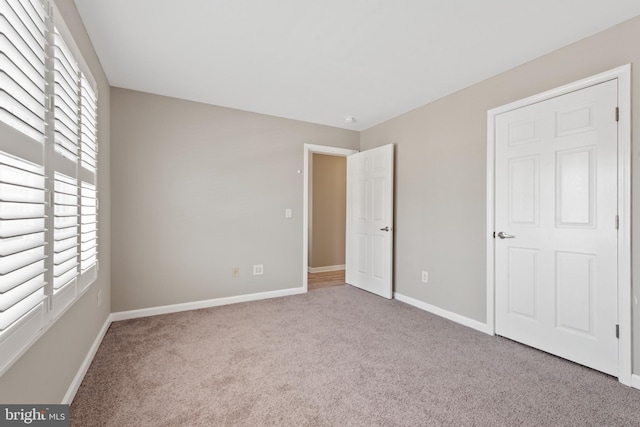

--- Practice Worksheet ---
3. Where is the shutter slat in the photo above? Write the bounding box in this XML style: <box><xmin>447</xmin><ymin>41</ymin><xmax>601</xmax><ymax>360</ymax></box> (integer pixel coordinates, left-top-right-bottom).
<box><xmin>0</xmin><ymin>252</ymin><xmax>45</xmax><ymax>275</ymax></box>
<box><xmin>0</xmin><ymin>236</ymin><xmax>45</xmax><ymax>258</ymax></box>
<box><xmin>0</xmin><ymin>274</ymin><xmax>44</xmax><ymax>311</ymax></box>
<box><xmin>53</xmin><ymin>246</ymin><xmax>76</xmax><ymax>266</ymax></box>
<box><xmin>0</xmin><ymin>288</ymin><xmax>45</xmax><ymax>330</ymax></box>
<box><xmin>54</xmin><ymin>226</ymin><xmax>77</xmax><ymax>241</ymax></box>
<box><xmin>53</xmin><ymin>258</ymin><xmax>76</xmax><ymax>278</ymax></box>
<box><xmin>0</xmin><ymin>258</ymin><xmax>45</xmax><ymax>293</ymax></box>
<box><xmin>53</xmin><ymin>267</ymin><xmax>75</xmax><ymax>290</ymax></box>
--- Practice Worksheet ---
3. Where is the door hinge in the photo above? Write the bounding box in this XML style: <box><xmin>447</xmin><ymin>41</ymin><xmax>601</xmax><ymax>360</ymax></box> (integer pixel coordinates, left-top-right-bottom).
<box><xmin>615</xmin><ymin>215</ymin><xmax>619</xmax><ymax>230</ymax></box>
<box><xmin>616</xmin><ymin>324</ymin><xmax>619</xmax><ymax>339</ymax></box>
<box><xmin>492</xmin><ymin>231</ymin><xmax>496</xmax><ymax>239</ymax></box>
<box><xmin>615</xmin><ymin>107</ymin><xmax>619</xmax><ymax>122</ymax></box>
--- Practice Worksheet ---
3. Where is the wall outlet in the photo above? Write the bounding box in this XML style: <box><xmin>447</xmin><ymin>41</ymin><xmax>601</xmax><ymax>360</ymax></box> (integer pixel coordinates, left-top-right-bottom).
<box><xmin>253</xmin><ymin>264</ymin><xmax>264</xmax><ymax>275</ymax></box>
<box><xmin>232</xmin><ymin>267</ymin><xmax>239</xmax><ymax>277</ymax></box>
<box><xmin>97</xmin><ymin>289</ymin><xmax>103</xmax><ymax>307</ymax></box>
<box><xmin>421</xmin><ymin>271</ymin><xmax>429</xmax><ymax>283</ymax></box>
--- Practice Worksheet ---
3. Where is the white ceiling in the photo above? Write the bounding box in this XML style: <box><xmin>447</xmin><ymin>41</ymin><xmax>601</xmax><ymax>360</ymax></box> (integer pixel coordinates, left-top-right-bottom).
<box><xmin>74</xmin><ymin>0</ymin><xmax>640</xmax><ymax>131</ymax></box>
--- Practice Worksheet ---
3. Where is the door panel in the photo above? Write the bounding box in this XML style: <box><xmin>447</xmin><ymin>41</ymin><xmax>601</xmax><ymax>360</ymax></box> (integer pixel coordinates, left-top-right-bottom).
<box><xmin>508</xmin><ymin>247</ymin><xmax>538</xmax><ymax>319</ymax></box>
<box><xmin>495</xmin><ymin>80</ymin><xmax>618</xmax><ymax>376</ymax></box>
<box><xmin>346</xmin><ymin>144</ymin><xmax>394</xmax><ymax>299</ymax></box>
<box><xmin>555</xmin><ymin>251</ymin><xmax>595</xmax><ymax>335</ymax></box>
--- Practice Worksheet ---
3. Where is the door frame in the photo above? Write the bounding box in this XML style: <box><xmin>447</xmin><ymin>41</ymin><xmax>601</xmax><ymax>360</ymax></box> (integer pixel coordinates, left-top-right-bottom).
<box><xmin>302</xmin><ymin>144</ymin><xmax>358</xmax><ymax>292</ymax></box>
<box><xmin>486</xmin><ymin>64</ymin><xmax>632</xmax><ymax>385</ymax></box>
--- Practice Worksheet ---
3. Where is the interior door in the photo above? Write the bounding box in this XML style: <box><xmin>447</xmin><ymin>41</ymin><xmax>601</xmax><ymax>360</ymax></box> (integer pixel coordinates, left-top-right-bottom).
<box><xmin>494</xmin><ymin>80</ymin><xmax>619</xmax><ymax>376</ymax></box>
<box><xmin>345</xmin><ymin>144</ymin><xmax>394</xmax><ymax>299</ymax></box>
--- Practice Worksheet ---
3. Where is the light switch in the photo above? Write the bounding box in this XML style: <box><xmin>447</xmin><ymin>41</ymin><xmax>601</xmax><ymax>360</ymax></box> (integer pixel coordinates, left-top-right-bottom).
<box><xmin>285</xmin><ymin>208</ymin><xmax>292</xmax><ymax>218</ymax></box>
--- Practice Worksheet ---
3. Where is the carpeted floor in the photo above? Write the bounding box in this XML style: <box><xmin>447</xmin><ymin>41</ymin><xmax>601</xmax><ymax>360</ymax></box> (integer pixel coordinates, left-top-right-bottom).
<box><xmin>71</xmin><ymin>285</ymin><xmax>640</xmax><ymax>426</ymax></box>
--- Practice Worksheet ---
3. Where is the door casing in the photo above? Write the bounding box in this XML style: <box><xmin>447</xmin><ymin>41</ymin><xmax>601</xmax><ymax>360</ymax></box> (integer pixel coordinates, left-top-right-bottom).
<box><xmin>486</xmin><ymin>64</ymin><xmax>632</xmax><ymax>385</ymax></box>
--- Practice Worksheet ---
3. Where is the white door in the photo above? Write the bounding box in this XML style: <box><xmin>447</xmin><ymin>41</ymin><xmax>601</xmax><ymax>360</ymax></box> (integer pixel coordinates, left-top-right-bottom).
<box><xmin>345</xmin><ymin>144</ymin><xmax>394</xmax><ymax>299</ymax></box>
<box><xmin>494</xmin><ymin>80</ymin><xmax>619</xmax><ymax>376</ymax></box>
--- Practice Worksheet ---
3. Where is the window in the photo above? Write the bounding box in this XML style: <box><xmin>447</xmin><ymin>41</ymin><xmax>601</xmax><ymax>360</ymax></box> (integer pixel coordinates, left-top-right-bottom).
<box><xmin>0</xmin><ymin>0</ymin><xmax>98</xmax><ymax>375</ymax></box>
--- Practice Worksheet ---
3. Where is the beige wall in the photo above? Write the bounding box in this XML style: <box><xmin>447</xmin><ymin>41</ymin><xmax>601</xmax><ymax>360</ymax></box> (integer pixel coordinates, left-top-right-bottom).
<box><xmin>310</xmin><ymin>154</ymin><xmax>347</xmax><ymax>268</ymax></box>
<box><xmin>111</xmin><ymin>89</ymin><xmax>359</xmax><ymax>311</ymax></box>
<box><xmin>0</xmin><ymin>0</ymin><xmax>111</xmax><ymax>403</ymax></box>
<box><xmin>360</xmin><ymin>16</ymin><xmax>640</xmax><ymax>373</ymax></box>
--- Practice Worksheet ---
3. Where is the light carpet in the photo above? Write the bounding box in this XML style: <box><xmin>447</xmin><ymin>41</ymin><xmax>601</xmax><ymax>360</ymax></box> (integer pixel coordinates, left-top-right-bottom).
<box><xmin>71</xmin><ymin>285</ymin><xmax>640</xmax><ymax>426</ymax></box>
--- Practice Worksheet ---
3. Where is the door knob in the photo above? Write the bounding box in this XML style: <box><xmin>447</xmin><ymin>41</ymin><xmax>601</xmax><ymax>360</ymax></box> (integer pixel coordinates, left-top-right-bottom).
<box><xmin>380</xmin><ymin>226</ymin><xmax>390</xmax><ymax>232</ymax></box>
<box><xmin>497</xmin><ymin>231</ymin><xmax>515</xmax><ymax>239</ymax></box>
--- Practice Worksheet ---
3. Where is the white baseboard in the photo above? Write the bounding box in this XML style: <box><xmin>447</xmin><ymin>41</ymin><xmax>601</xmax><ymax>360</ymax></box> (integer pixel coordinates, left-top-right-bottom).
<box><xmin>394</xmin><ymin>292</ymin><xmax>492</xmax><ymax>335</ymax></box>
<box><xmin>62</xmin><ymin>314</ymin><xmax>114</xmax><ymax>404</ymax></box>
<box><xmin>308</xmin><ymin>265</ymin><xmax>345</xmax><ymax>273</ymax></box>
<box><xmin>111</xmin><ymin>287</ymin><xmax>307</xmax><ymax>322</ymax></box>
<box><xmin>632</xmin><ymin>374</ymin><xmax>640</xmax><ymax>390</ymax></box>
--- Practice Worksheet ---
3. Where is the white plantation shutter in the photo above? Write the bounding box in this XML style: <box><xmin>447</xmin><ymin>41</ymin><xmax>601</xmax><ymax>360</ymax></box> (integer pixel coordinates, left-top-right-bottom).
<box><xmin>80</xmin><ymin>76</ymin><xmax>96</xmax><ymax>172</ymax></box>
<box><xmin>80</xmin><ymin>182</ymin><xmax>96</xmax><ymax>272</ymax></box>
<box><xmin>0</xmin><ymin>0</ymin><xmax>46</xmax><ymax>143</ymax></box>
<box><xmin>53</xmin><ymin>27</ymin><xmax>79</xmax><ymax>161</ymax></box>
<box><xmin>0</xmin><ymin>153</ymin><xmax>46</xmax><ymax>331</ymax></box>
<box><xmin>0</xmin><ymin>0</ymin><xmax>48</xmax><ymax>373</ymax></box>
<box><xmin>0</xmin><ymin>0</ymin><xmax>98</xmax><ymax>375</ymax></box>
<box><xmin>49</xmin><ymin>24</ymin><xmax>80</xmax><ymax>316</ymax></box>
<box><xmin>52</xmin><ymin>172</ymin><xmax>77</xmax><ymax>290</ymax></box>
<box><xmin>79</xmin><ymin>75</ymin><xmax>97</xmax><ymax>286</ymax></box>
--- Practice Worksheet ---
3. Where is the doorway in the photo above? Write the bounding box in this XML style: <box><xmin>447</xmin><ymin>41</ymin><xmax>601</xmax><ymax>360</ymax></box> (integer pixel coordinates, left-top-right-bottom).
<box><xmin>308</xmin><ymin>152</ymin><xmax>347</xmax><ymax>290</ymax></box>
<box><xmin>303</xmin><ymin>144</ymin><xmax>395</xmax><ymax>298</ymax></box>
<box><xmin>303</xmin><ymin>145</ymin><xmax>357</xmax><ymax>292</ymax></box>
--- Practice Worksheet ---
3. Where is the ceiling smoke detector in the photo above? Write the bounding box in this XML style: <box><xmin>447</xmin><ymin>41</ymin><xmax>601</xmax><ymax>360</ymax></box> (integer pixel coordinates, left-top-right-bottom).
<box><xmin>344</xmin><ymin>116</ymin><xmax>356</xmax><ymax>123</ymax></box>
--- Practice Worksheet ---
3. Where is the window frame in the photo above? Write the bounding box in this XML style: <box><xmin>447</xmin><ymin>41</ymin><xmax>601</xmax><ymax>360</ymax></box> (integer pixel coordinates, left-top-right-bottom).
<box><xmin>0</xmin><ymin>0</ymin><xmax>99</xmax><ymax>377</ymax></box>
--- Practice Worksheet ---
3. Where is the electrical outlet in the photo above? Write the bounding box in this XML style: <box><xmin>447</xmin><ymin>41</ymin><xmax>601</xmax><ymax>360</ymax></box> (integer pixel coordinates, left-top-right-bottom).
<box><xmin>232</xmin><ymin>267</ymin><xmax>239</xmax><ymax>277</ymax></box>
<box><xmin>97</xmin><ymin>289</ymin><xmax>103</xmax><ymax>307</ymax></box>
<box><xmin>421</xmin><ymin>271</ymin><xmax>429</xmax><ymax>283</ymax></box>
<box><xmin>253</xmin><ymin>264</ymin><xmax>264</xmax><ymax>275</ymax></box>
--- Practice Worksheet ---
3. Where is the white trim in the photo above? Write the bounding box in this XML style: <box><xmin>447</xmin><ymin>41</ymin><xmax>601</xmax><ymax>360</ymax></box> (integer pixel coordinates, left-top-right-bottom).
<box><xmin>62</xmin><ymin>314</ymin><xmax>114</xmax><ymax>404</ymax></box>
<box><xmin>614</xmin><ymin>65</ymin><xmax>632</xmax><ymax>386</ymax></box>
<box><xmin>111</xmin><ymin>287</ymin><xmax>306</xmax><ymax>322</ymax></box>
<box><xmin>486</xmin><ymin>106</ymin><xmax>496</xmax><ymax>336</ymax></box>
<box><xmin>308</xmin><ymin>264</ymin><xmax>345</xmax><ymax>273</ymax></box>
<box><xmin>302</xmin><ymin>144</ymin><xmax>358</xmax><ymax>293</ymax></box>
<box><xmin>632</xmin><ymin>375</ymin><xmax>640</xmax><ymax>390</ymax></box>
<box><xmin>486</xmin><ymin>64</ymin><xmax>632</xmax><ymax>385</ymax></box>
<box><xmin>394</xmin><ymin>292</ymin><xmax>492</xmax><ymax>335</ymax></box>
